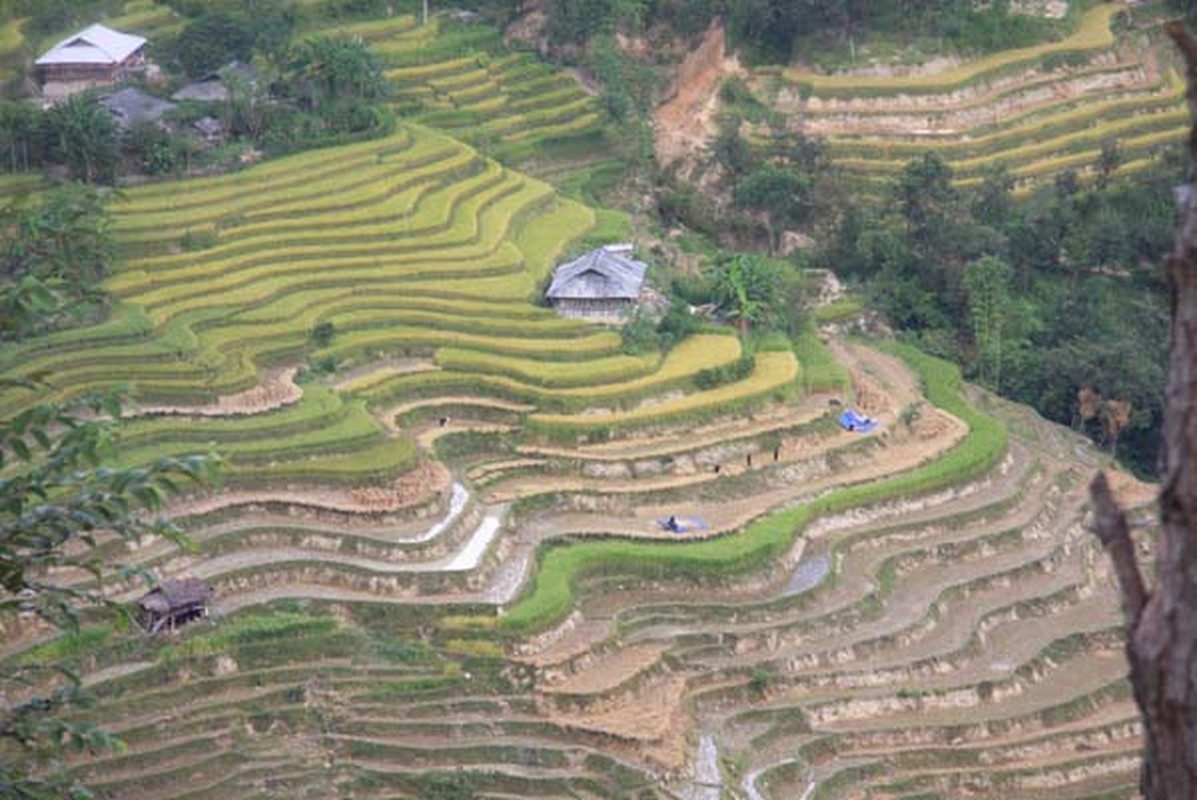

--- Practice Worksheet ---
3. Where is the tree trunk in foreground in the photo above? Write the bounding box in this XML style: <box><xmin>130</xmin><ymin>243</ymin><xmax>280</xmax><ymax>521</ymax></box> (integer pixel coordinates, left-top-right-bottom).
<box><xmin>1088</xmin><ymin>21</ymin><xmax>1197</xmax><ymax>800</ymax></box>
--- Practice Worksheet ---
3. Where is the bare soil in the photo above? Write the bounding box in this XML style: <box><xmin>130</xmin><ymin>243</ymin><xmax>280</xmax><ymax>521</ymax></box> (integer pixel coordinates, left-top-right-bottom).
<box><xmin>655</xmin><ymin>21</ymin><xmax>744</xmax><ymax>169</ymax></box>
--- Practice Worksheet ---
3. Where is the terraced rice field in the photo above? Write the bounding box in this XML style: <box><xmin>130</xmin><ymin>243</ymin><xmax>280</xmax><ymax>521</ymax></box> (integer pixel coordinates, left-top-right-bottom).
<box><xmin>306</xmin><ymin>11</ymin><xmax>609</xmax><ymax>165</ymax></box>
<box><xmin>3</xmin><ymin>123</ymin><xmax>781</xmax><ymax>510</ymax></box>
<box><xmin>1</xmin><ymin>10</ymin><xmax>1156</xmax><ymax>797</ymax></box>
<box><xmin>3</xmin><ymin>294</ymin><xmax>1147</xmax><ymax>798</ymax></box>
<box><xmin>752</xmin><ymin>2</ymin><xmax>1186</xmax><ymax>190</ymax></box>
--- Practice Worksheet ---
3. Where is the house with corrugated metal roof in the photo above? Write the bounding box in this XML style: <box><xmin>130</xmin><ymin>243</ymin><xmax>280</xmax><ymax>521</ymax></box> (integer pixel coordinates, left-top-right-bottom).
<box><xmin>35</xmin><ymin>24</ymin><xmax>149</xmax><ymax>101</ymax></box>
<box><xmin>545</xmin><ymin>244</ymin><xmax>649</xmax><ymax>321</ymax></box>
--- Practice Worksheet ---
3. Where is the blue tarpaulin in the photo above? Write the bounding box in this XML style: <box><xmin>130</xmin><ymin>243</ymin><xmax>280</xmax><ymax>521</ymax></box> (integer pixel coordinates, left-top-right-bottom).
<box><xmin>658</xmin><ymin>516</ymin><xmax>710</xmax><ymax>535</ymax></box>
<box><xmin>839</xmin><ymin>408</ymin><xmax>877</xmax><ymax>433</ymax></box>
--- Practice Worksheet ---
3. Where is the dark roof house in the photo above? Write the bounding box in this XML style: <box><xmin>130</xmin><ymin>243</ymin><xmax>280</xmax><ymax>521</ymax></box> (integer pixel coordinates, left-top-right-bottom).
<box><xmin>99</xmin><ymin>87</ymin><xmax>176</xmax><ymax>129</ymax></box>
<box><xmin>136</xmin><ymin>578</ymin><xmax>213</xmax><ymax>634</ymax></box>
<box><xmin>35</xmin><ymin>24</ymin><xmax>149</xmax><ymax>101</ymax></box>
<box><xmin>172</xmin><ymin>61</ymin><xmax>259</xmax><ymax>103</ymax></box>
<box><xmin>545</xmin><ymin>244</ymin><xmax>648</xmax><ymax>321</ymax></box>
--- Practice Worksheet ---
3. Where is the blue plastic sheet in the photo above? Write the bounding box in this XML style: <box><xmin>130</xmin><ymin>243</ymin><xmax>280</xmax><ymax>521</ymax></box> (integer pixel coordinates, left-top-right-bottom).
<box><xmin>657</xmin><ymin>516</ymin><xmax>711</xmax><ymax>534</ymax></box>
<box><xmin>839</xmin><ymin>408</ymin><xmax>877</xmax><ymax>433</ymax></box>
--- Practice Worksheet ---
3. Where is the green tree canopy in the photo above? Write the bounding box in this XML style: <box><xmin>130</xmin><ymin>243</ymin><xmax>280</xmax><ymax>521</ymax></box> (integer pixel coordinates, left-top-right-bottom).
<box><xmin>963</xmin><ymin>255</ymin><xmax>1013</xmax><ymax>390</ymax></box>
<box><xmin>734</xmin><ymin>163</ymin><xmax>814</xmax><ymax>252</ymax></box>
<box><xmin>43</xmin><ymin>96</ymin><xmax>118</xmax><ymax>185</ymax></box>
<box><xmin>710</xmin><ymin>253</ymin><xmax>786</xmax><ymax>334</ymax></box>
<box><xmin>0</xmin><ymin>185</ymin><xmax>113</xmax><ymax>341</ymax></box>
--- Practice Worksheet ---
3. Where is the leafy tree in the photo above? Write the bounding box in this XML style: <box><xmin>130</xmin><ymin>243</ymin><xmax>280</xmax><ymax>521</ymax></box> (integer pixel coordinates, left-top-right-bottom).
<box><xmin>43</xmin><ymin>96</ymin><xmax>119</xmax><ymax>184</ymax></box>
<box><xmin>0</xmin><ymin>276</ymin><xmax>62</xmax><ymax>343</ymax></box>
<box><xmin>290</xmin><ymin>35</ymin><xmax>387</xmax><ymax>107</ymax></box>
<box><xmin>963</xmin><ymin>255</ymin><xmax>1012</xmax><ymax>390</ymax></box>
<box><xmin>725</xmin><ymin>0</ymin><xmax>804</xmax><ymax>63</ymax></box>
<box><xmin>972</xmin><ymin>162</ymin><xmax>1015</xmax><ymax>224</ymax></box>
<box><xmin>895</xmin><ymin>152</ymin><xmax>958</xmax><ymax>259</ymax></box>
<box><xmin>0</xmin><ymin>102</ymin><xmax>47</xmax><ymax>174</ymax></box>
<box><xmin>15</xmin><ymin>0</ymin><xmax>124</xmax><ymax>38</ymax></box>
<box><xmin>123</xmin><ymin>120</ymin><xmax>179</xmax><ymax>176</ymax></box>
<box><xmin>0</xmin><ymin>395</ymin><xmax>219</xmax><ymax>798</ymax></box>
<box><xmin>286</xmin><ymin>36</ymin><xmax>388</xmax><ymax>135</ymax></box>
<box><xmin>1095</xmin><ymin>138</ymin><xmax>1124</xmax><ymax>191</ymax></box>
<box><xmin>734</xmin><ymin>163</ymin><xmax>813</xmax><ymax>252</ymax></box>
<box><xmin>0</xmin><ymin>185</ymin><xmax>113</xmax><ymax>340</ymax></box>
<box><xmin>709</xmin><ymin>115</ymin><xmax>756</xmax><ymax>186</ymax></box>
<box><xmin>223</xmin><ymin>71</ymin><xmax>275</xmax><ymax>141</ymax></box>
<box><xmin>587</xmin><ymin>33</ymin><xmax>654</xmax><ymax>127</ymax></box>
<box><xmin>1054</xmin><ymin>167</ymin><xmax>1082</xmax><ymax>200</ymax></box>
<box><xmin>172</xmin><ymin>12</ymin><xmax>256</xmax><ymax>76</ymax></box>
<box><xmin>710</xmin><ymin>253</ymin><xmax>784</xmax><ymax>334</ymax></box>
<box><xmin>545</xmin><ymin>0</ymin><xmax>648</xmax><ymax>43</ymax></box>
<box><xmin>2</xmin><ymin>186</ymin><xmax>112</xmax><ymax>287</ymax></box>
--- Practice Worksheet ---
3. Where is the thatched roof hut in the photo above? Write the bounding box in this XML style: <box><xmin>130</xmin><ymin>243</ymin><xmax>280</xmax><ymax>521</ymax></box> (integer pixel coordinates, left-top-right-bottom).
<box><xmin>137</xmin><ymin>578</ymin><xmax>213</xmax><ymax>634</ymax></box>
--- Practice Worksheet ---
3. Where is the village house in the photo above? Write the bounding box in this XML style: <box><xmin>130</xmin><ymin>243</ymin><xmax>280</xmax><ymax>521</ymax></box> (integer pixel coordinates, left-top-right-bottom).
<box><xmin>136</xmin><ymin>577</ymin><xmax>213</xmax><ymax>634</ymax></box>
<box><xmin>99</xmin><ymin>86</ymin><xmax>176</xmax><ymax>129</ymax></box>
<box><xmin>545</xmin><ymin>244</ymin><xmax>649</xmax><ymax>321</ymax></box>
<box><xmin>172</xmin><ymin>61</ymin><xmax>259</xmax><ymax>104</ymax></box>
<box><xmin>35</xmin><ymin>24</ymin><xmax>149</xmax><ymax>101</ymax></box>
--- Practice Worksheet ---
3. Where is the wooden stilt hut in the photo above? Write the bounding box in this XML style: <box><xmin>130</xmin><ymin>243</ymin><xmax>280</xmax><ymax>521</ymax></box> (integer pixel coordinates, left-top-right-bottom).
<box><xmin>137</xmin><ymin>578</ymin><xmax>213</xmax><ymax>634</ymax></box>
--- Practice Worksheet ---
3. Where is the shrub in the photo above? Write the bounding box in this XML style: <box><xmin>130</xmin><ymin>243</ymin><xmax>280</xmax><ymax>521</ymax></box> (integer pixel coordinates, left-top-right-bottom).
<box><xmin>620</xmin><ymin>307</ymin><xmax>662</xmax><ymax>354</ymax></box>
<box><xmin>657</xmin><ymin>299</ymin><xmax>699</xmax><ymax>349</ymax></box>
<box><xmin>413</xmin><ymin>772</ymin><xmax>481</xmax><ymax>800</ymax></box>
<box><xmin>694</xmin><ymin>354</ymin><xmax>755</xmax><ymax>389</ymax></box>
<box><xmin>749</xmin><ymin>666</ymin><xmax>773</xmax><ymax>695</ymax></box>
<box><xmin>310</xmin><ymin>320</ymin><xmax>336</xmax><ymax>347</ymax></box>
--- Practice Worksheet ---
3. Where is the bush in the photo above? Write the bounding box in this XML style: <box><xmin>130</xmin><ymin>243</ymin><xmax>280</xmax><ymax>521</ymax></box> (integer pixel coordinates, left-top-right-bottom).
<box><xmin>310</xmin><ymin>320</ymin><xmax>336</xmax><ymax>347</ymax></box>
<box><xmin>179</xmin><ymin>230</ymin><xmax>218</xmax><ymax>251</ymax></box>
<box><xmin>694</xmin><ymin>354</ymin><xmax>754</xmax><ymax>389</ymax></box>
<box><xmin>749</xmin><ymin>666</ymin><xmax>773</xmax><ymax>694</ymax></box>
<box><xmin>620</xmin><ymin>307</ymin><xmax>662</xmax><ymax>354</ymax></box>
<box><xmin>413</xmin><ymin>772</ymin><xmax>481</xmax><ymax>800</ymax></box>
<box><xmin>657</xmin><ymin>300</ymin><xmax>699</xmax><ymax>349</ymax></box>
